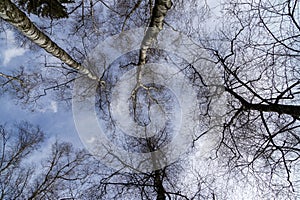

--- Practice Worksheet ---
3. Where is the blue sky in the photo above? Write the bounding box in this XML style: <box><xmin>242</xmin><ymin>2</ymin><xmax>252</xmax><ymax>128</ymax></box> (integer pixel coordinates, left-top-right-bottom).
<box><xmin>0</xmin><ymin>29</ymin><xmax>84</xmax><ymax>147</ymax></box>
<box><xmin>1</xmin><ymin>1</ymin><xmax>296</xmax><ymax>198</ymax></box>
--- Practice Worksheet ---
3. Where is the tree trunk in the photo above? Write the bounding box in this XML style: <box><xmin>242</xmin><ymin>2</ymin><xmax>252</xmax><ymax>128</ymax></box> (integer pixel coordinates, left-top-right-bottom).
<box><xmin>138</xmin><ymin>0</ymin><xmax>173</xmax><ymax>66</ymax></box>
<box><xmin>0</xmin><ymin>0</ymin><xmax>99</xmax><ymax>80</ymax></box>
<box><xmin>154</xmin><ymin>169</ymin><xmax>166</xmax><ymax>200</ymax></box>
<box><xmin>133</xmin><ymin>0</ymin><xmax>172</xmax><ymax>101</ymax></box>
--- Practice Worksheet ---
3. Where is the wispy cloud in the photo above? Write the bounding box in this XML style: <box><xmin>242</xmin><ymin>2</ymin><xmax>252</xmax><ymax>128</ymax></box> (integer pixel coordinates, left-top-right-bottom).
<box><xmin>3</xmin><ymin>48</ymin><xmax>26</xmax><ymax>65</ymax></box>
<box><xmin>50</xmin><ymin>101</ymin><xmax>58</xmax><ymax>113</ymax></box>
<box><xmin>5</xmin><ymin>30</ymin><xmax>15</xmax><ymax>41</ymax></box>
<box><xmin>1</xmin><ymin>30</ymin><xmax>27</xmax><ymax>66</ymax></box>
<box><xmin>38</xmin><ymin>101</ymin><xmax>58</xmax><ymax>113</ymax></box>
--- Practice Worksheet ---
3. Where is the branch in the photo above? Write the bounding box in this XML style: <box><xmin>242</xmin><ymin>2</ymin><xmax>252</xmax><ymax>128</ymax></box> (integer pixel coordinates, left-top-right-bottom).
<box><xmin>225</xmin><ymin>87</ymin><xmax>300</xmax><ymax>117</ymax></box>
<box><xmin>121</xmin><ymin>0</ymin><xmax>142</xmax><ymax>31</ymax></box>
<box><xmin>0</xmin><ymin>71</ymin><xmax>25</xmax><ymax>87</ymax></box>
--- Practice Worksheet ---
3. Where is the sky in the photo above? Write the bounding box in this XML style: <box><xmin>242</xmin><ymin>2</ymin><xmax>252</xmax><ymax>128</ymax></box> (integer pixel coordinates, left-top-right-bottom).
<box><xmin>1</xmin><ymin>1</ymin><xmax>295</xmax><ymax>198</ymax></box>
<box><xmin>0</xmin><ymin>29</ymin><xmax>84</xmax><ymax>147</ymax></box>
<box><xmin>0</xmin><ymin>0</ymin><xmax>216</xmax><ymax>139</ymax></box>
<box><xmin>0</xmin><ymin>0</ymin><xmax>235</xmax><ymax>197</ymax></box>
<box><xmin>0</xmin><ymin>0</ymin><xmax>225</xmax><ymax>147</ymax></box>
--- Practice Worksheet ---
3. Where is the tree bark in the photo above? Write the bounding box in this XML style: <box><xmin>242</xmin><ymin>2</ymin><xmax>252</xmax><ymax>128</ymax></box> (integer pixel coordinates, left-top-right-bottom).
<box><xmin>138</xmin><ymin>0</ymin><xmax>172</xmax><ymax>66</ymax></box>
<box><xmin>132</xmin><ymin>0</ymin><xmax>172</xmax><ymax>101</ymax></box>
<box><xmin>0</xmin><ymin>0</ymin><xmax>99</xmax><ymax>80</ymax></box>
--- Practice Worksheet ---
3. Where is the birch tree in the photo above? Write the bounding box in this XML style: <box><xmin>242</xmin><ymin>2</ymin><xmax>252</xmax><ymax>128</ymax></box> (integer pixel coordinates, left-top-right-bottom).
<box><xmin>0</xmin><ymin>0</ymin><xmax>99</xmax><ymax>80</ymax></box>
<box><xmin>2</xmin><ymin>0</ymin><xmax>299</xmax><ymax>198</ymax></box>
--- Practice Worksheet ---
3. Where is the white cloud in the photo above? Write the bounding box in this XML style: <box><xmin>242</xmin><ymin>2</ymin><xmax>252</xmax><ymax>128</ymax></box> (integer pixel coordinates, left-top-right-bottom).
<box><xmin>1</xmin><ymin>30</ymin><xmax>27</xmax><ymax>66</ymax></box>
<box><xmin>38</xmin><ymin>101</ymin><xmax>58</xmax><ymax>113</ymax></box>
<box><xmin>3</xmin><ymin>48</ymin><xmax>26</xmax><ymax>65</ymax></box>
<box><xmin>50</xmin><ymin>101</ymin><xmax>58</xmax><ymax>113</ymax></box>
<box><xmin>5</xmin><ymin>30</ymin><xmax>15</xmax><ymax>42</ymax></box>
<box><xmin>0</xmin><ymin>29</ymin><xmax>15</xmax><ymax>42</ymax></box>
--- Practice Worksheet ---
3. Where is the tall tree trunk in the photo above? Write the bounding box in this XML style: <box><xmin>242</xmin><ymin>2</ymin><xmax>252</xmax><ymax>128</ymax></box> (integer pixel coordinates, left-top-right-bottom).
<box><xmin>0</xmin><ymin>0</ymin><xmax>99</xmax><ymax>80</ymax></box>
<box><xmin>132</xmin><ymin>0</ymin><xmax>172</xmax><ymax>109</ymax></box>
<box><xmin>147</xmin><ymin>141</ymin><xmax>166</xmax><ymax>200</ymax></box>
<box><xmin>154</xmin><ymin>169</ymin><xmax>166</xmax><ymax>200</ymax></box>
<box><xmin>138</xmin><ymin>0</ymin><xmax>173</xmax><ymax>66</ymax></box>
<box><xmin>134</xmin><ymin>0</ymin><xmax>172</xmax><ymax>94</ymax></box>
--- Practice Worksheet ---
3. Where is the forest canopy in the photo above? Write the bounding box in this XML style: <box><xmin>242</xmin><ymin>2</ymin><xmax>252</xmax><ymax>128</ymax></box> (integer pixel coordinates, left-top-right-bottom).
<box><xmin>0</xmin><ymin>0</ymin><xmax>299</xmax><ymax>199</ymax></box>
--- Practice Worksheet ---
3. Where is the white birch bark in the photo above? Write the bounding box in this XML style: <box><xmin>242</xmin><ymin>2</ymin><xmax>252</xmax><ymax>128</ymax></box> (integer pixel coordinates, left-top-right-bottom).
<box><xmin>0</xmin><ymin>0</ymin><xmax>99</xmax><ymax>80</ymax></box>
<box><xmin>138</xmin><ymin>0</ymin><xmax>173</xmax><ymax>66</ymax></box>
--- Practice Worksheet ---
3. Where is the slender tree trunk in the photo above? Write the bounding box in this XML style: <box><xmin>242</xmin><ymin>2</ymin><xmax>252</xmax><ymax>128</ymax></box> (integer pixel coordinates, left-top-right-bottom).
<box><xmin>147</xmin><ymin>140</ymin><xmax>166</xmax><ymax>200</ymax></box>
<box><xmin>132</xmin><ymin>0</ymin><xmax>172</xmax><ymax>105</ymax></box>
<box><xmin>138</xmin><ymin>0</ymin><xmax>173</xmax><ymax>66</ymax></box>
<box><xmin>0</xmin><ymin>72</ymin><xmax>24</xmax><ymax>86</ymax></box>
<box><xmin>0</xmin><ymin>0</ymin><xmax>99</xmax><ymax>80</ymax></box>
<box><xmin>154</xmin><ymin>169</ymin><xmax>166</xmax><ymax>200</ymax></box>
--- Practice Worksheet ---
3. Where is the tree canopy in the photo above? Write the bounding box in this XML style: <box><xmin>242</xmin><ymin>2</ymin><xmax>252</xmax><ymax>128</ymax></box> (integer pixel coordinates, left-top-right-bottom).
<box><xmin>0</xmin><ymin>0</ymin><xmax>299</xmax><ymax>199</ymax></box>
<box><xmin>17</xmin><ymin>0</ymin><xmax>74</xmax><ymax>19</ymax></box>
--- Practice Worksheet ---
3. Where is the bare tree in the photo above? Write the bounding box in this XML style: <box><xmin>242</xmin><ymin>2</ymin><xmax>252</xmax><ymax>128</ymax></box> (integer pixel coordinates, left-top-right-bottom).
<box><xmin>27</xmin><ymin>141</ymin><xmax>92</xmax><ymax>200</ymax></box>
<box><xmin>0</xmin><ymin>122</ymin><xmax>44</xmax><ymax>199</ymax></box>
<box><xmin>0</xmin><ymin>122</ymin><xmax>97</xmax><ymax>200</ymax></box>
<box><xmin>4</xmin><ymin>0</ymin><xmax>298</xmax><ymax>199</ymax></box>
<box><xmin>198</xmin><ymin>0</ymin><xmax>300</xmax><ymax>197</ymax></box>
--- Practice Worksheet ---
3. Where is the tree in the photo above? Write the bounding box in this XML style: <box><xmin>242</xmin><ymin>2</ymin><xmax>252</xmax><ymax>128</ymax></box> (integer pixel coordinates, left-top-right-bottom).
<box><xmin>27</xmin><ymin>141</ymin><xmax>92</xmax><ymax>200</ymax></box>
<box><xmin>198</xmin><ymin>0</ymin><xmax>300</xmax><ymax>197</ymax></box>
<box><xmin>0</xmin><ymin>122</ymin><xmax>44</xmax><ymax>199</ymax></box>
<box><xmin>1</xmin><ymin>0</ymin><xmax>299</xmax><ymax>199</ymax></box>
<box><xmin>0</xmin><ymin>0</ymin><xmax>99</xmax><ymax>80</ymax></box>
<box><xmin>17</xmin><ymin>0</ymin><xmax>75</xmax><ymax>19</ymax></box>
<box><xmin>0</xmin><ymin>122</ymin><xmax>96</xmax><ymax>199</ymax></box>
